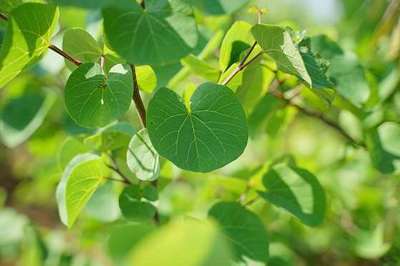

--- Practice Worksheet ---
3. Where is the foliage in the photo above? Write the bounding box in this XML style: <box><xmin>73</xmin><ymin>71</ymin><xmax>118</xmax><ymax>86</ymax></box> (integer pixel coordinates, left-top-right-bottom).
<box><xmin>0</xmin><ymin>0</ymin><xmax>399</xmax><ymax>265</ymax></box>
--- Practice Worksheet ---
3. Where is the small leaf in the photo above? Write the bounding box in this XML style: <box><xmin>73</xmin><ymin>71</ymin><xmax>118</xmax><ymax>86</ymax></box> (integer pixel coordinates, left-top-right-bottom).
<box><xmin>128</xmin><ymin>219</ymin><xmax>233</xmax><ymax>266</ymax></box>
<box><xmin>147</xmin><ymin>83</ymin><xmax>248</xmax><ymax>172</ymax></box>
<box><xmin>103</xmin><ymin>0</ymin><xmax>198</xmax><ymax>65</ymax></box>
<box><xmin>258</xmin><ymin>163</ymin><xmax>326</xmax><ymax>226</ymax></box>
<box><xmin>119</xmin><ymin>186</ymin><xmax>156</xmax><ymax>222</ymax></box>
<box><xmin>62</xmin><ymin>27</ymin><xmax>103</xmax><ymax>69</ymax></box>
<box><xmin>136</xmin><ymin>65</ymin><xmax>157</xmax><ymax>93</ymax></box>
<box><xmin>251</xmin><ymin>24</ymin><xmax>331</xmax><ymax>89</ymax></box>
<box><xmin>209</xmin><ymin>201</ymin><xmax>269</xmax><ymax>264</ymax></box>
<box><xmin>0</xmin><ymin>3</ymin><xmax>59</xmax><ymax>87</ymax></box>
<box><xmin>56</xmin><ymin>153</ymin><xmax>110</xmax><ymax>227</ymax></box>
<box><xmin>0</xmin><ymin>91</ymin><xmax>56</xmax><ymax>148</ymax></box>
<box><xmin>64</xmin><ymin>63</ymin><xmax>133</xmax><ymax>128</ymax></box>
<box><xmin>127</xmin><ymin>128</ymin><xmax>160</xmax><ymax>182</ymax></box>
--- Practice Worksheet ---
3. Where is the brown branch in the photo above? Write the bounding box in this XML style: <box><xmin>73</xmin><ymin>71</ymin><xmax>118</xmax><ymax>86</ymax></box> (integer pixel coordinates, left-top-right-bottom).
<box><xmin>221</xmin><ymin>41</ymin><xmax>261</xmax><ymax>86</ymax></box>
<box><xmin>130</xmin><ymin>64</ymin><xmax>147</xmax><ymax>127</ymax></box>
<box><xmin>106</xmin><ymin>163</ymin><xmax>132</xmax><ymax>185</ymax></box>
<box><xmin>268</xmin><ymin>79</ymin><xmax>367</xmax><ymax>148</ymax></box>
<box><xmin>49</xmin><ymin>45</ymin><xmax>81</xmax><ymax>66</ymax></box>
<box><xmin>0</xmin><ymin>12</ymin><xmax>8</xmax><ymax>21</ymax></box>
<box><xmin>140</xmin><ymin>0</ymin><xmax>146</xmax><ymax>9</ymax></box>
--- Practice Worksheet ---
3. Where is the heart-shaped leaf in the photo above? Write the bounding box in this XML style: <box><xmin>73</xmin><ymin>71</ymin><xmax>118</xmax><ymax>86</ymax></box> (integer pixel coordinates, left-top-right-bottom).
<box><xmin>147</xmin><ymin>82</ymin><xmax>248</xmax><ymax>172</ymax></box>
<box><xmin>64</xmin><ymin>63</ymin><xmax>133</xmax><ymax>128</ymax></box>
<box><xmin>126</xmin><ymin>128</ymin><xmax>160</xmax><ymax>182</ymax></box>
<box><xmin>103</xmin><ymin>0</ymin><xmax>198</xmax><ymax>65</ymax></box>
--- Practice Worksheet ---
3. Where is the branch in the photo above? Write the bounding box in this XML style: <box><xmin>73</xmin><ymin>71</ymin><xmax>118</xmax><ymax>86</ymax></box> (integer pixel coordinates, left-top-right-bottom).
<box><xmin>268</xmin><ymin>79</ymin><xmax>367</xmax><ymax>148</ymax></box>
<box><xmin>106</xmin><ymin>163</ymin><xmax>132</xmax><ymax>185</ymax></box>
<box><xmin>130</xmin><ymin>65</ymin><xmax>147</xmax><ymax>127</ymax></box>
<box><xmin>221</xmin><ymin>41</ymin><xmax>262</xmax><ymax>85</ymax></box>
<box><xmin>0</xmin><ymin>12</ymin><xmax>82</xmax><ymax>66</ymax></box>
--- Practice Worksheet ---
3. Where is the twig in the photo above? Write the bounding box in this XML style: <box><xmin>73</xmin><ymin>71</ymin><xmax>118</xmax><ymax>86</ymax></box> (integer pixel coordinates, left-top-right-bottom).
<box><xmin>221</xmin><ymin>41</ymin><xmax>261</xmax><ymax>86</ymax></box>
<box><xmin>130</xmin><ymin>65</ymin><xmax>147</xmax><ymax>127</ymax></box>
<box><xmin>106</xmin><ymin>177</ymin><xmax>131</xmax><ymax>185</ymax></box>
<box><xmin>49</xmin><ymin>45</ymin><xmax>81</xmax><ymax>66</ymax></box>
<box><xmin>106</xmin><ymin>164</ymin><xmax>132</xmax><ymax>185</ymax></box>
<box><xmin>0</xmin><ymin>12</ymin><xmax>82</xmax><ymax>66</ymax></box>
<box><xmin>268</xmin><ymin>79</ymin><xmax>366</xmax><ymax>148</ymax></box>
<box><xmin>140</xmin><ymin>0</ymin><xmax>145</xmax><ymax>9</ymax></box>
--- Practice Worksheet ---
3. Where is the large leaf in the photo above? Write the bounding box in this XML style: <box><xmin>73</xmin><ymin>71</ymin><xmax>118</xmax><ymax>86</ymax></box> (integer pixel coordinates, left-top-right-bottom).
<box><xmin>0</xmin><ymin>91</ymin><xmax>56</xmax><ymax>147</ymax></box>
<box><xmin>209</xmin><ymin>202</ymin><xmax>269</xmax><ymax>264</ymax></box>
<box><xmin>56</xmin><ymin>153</ymin><xmax>110</xmax><ymax>227</ymax></box>
<box><xmin>258</xmin><ymin>163</ymin><xmax>326</xmax><ymax>226</ymax></box>
<box><xmin>103</xmin><ymin>0</ymin><xmax>198</xmax><ymax>65</ymax></box>
<box><xmin>128</xmin><ymin>219</ymin><xmax>233</xmax><ymax>266</ymax></box>
<box><xmin>147</xmin><ymin>83</ymin><xmax>248</xmax><ymax>172</ymax></box>
<box><xmin>64</xmin><ymin>63</ymin><xmax>133</xmax><ymax>128</ymax></box>
<box><xmin>0</xmin><ymin>3</ymin><xmax>59</xmax><ymax>87</ymax></box>
<box><xmin>127</xmin><ymin>128</ymin><xmax>160</xmax><ymax>182</ymax></box>
<box><xmin>251</xmin><ymin>24</ymin><xmax>331</xmax><ymax>89</ymax></box>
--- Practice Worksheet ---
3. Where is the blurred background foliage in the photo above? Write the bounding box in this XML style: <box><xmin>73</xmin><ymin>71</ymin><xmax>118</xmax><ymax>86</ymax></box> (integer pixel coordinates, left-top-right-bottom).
<box><xmin>0</xmin><ymin>0</ymin><xmax>399</xmax><ymax>265</ymax></box>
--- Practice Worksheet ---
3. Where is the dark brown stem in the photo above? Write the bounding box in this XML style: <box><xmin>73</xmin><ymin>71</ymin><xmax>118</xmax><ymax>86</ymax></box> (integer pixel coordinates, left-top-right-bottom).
<box><xmin>106</xmin><ymin>164</ymin><xmax>132</xmax><ymax>185</ymax></box>
<box><xmin>269</xmin><ymin>79</ymin><xmax>366</xmax><ymax>148</ymax></box>
<box><xmin>49</xmin><ymin>45</ymin><xmax>81</xmax><ymax>66</ymax></box>
<box><xmin>130</xmin><ymin>65</ymin><xmax>147</xmax><ymax>127</ymax></box>
<box><xmin>0</xmin><ymin>12</ymin><xmax>8</xmax><ymax>21</ymax></box>
<box><xmin>106</xmin><ymin>176</ymin><xmax>131</xmax><ymax>185</ymax></box>
<box><xmin>221</xmin><ymin>40</ymin><xmax>261</xmax><ymax>86</ymax></box>
<box><xmin>140</xmin><ymin>0</ymin><xmax>146</xmax><ymax>9</ymax></box>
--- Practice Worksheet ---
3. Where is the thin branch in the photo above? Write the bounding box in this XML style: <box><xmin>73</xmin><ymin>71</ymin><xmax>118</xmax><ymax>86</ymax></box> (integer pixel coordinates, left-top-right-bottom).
<box><xmin>140</xmin><ymin>0</ymin><xmax>146</xmax><ymax>9</ymax></box>
<box><xmin>221</xmin><ymin>42</ymin><xmax>261</xmax><ymax>86</ymax></box>
<box><xmin>106</xmin><ymin>176</ymin><xmax>131</xmax><ymax>185</ymax></box>
<box><xmin>268</xmin><ymin>79</ymin><xmax>366</xmax><ymax>148</ymax></box>
<box><xmin>0</xmin><ymin>12</ymin><xmax>82</xmax><ymax>66</ymax></box>
<box><xmin>49</xmin><ymin>45</ymin><xmax>81</xmax><ymax>66</ymax></box>
<box><xmin>106</xmin><ymin>164</ymin><xmax>132</xmax><ymax>185</ymax></box>
<box><xmin>130</xmin><ymin>65</ymin><xmax>147</xmax><ymax>127</ymax></box>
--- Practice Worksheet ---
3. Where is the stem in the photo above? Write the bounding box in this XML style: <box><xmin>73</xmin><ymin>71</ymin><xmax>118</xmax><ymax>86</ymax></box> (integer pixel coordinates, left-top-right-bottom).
<box><xmin>130</xmin><ymin>65</ymin><xmax>147</xmax><ymax>127</ymax></box>
<box><xmin>221</xmin><ymin>41</ymin><xmax>261</xmax><ymax>86</ymax></box>
<box><xmin>0</xmin><ymin>12</ymin><xmax>82</xmax><ymax>66</ymax></box>
<box><xmin>269</xmin><ymin>79</ymin><xmax>367</xmax><ymax>148</ymax></box>
<box><xmin>106</xmin><ymin>164</ymin><xmax>132</xmax><ymax>185</ymax></box>
<box><xmin>106</xmin><ymin>177</ymin><xmax>131</xmax><ymax>185</ymax></box>
<box><xmin>140</xmin><ymin>0</ymin><xmax>146</xmax><ymax>9</ymax></box>
<box><xmin>49</xmin><ymin>45</ymin><xmax>81</xmax><ymax>66</ymax></box>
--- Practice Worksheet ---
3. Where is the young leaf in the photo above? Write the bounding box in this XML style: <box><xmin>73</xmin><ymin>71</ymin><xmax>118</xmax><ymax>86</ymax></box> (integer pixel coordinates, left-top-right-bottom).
<box><xmin>147</xmin><ymin>83</ymin><xmax>248</xmax><ymax>172</ymax></box>
<box><xmin>64</xmin><ymin>63</ymin><xmax>133</xmax><ymax>128</ymax></box>
<box><xmin>126</xmin><ymin>128</ymin><xmax>160</xmax><ymax>182</ymax></box>
<box><xmin>251</xmin><ymin>24</ymin><xmax>331</xmax><ymax>89</ymax></box>
<box><xmin>0</xmin><ymin>91</ymin><xmax>56</xmax><ymax>148</ymax></box>
<box><xmin>119</xmin><ymin>185</ymin><xmax>156</xmax><ymax>221</ymax></box>
<box><xmin>62</xmin><ymin>27</ymin><xmax>103</xmax><ymax>69</ymax></box>
<box><xmin>258</xmin><ymin>163</ymin><xmax>326</xmax><ymax>226</ymax></box>
<box><xmin>127</xmin><ymin>219</ymin><xmax>233</xmax><ymax>266</ymax></box>
<box><xmin>103</xmin><ymin>0</ymin><xmax>198</xmax><ymax>65</ymax></box>
<box><xmin>56</xmin><ymin>153</ymin><xmax>110</xmax><ymax>227</ymax></box>
<box><xmin>136</xmin><ymin>65</ymin><xmax>157</xmax><ymax>93</ymax></box>
<box><xmin>0</xmin><ymin>3</ymin><xmax>59</xmax><ymax>87</ymax></box>
<box><xmin>209</xmin><ymin>201</ymin><xmax>269</xmax><ymax>264</ymax></box>
<box><xmin>181</xmin><ymin>55</ymin><xmax>220</xmax><ymax>82</ymax></box>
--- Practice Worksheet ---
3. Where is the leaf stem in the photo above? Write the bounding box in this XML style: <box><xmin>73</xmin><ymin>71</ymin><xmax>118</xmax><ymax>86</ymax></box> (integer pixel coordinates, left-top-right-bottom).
<box><xmin>106</xmin><ymin>163</ymin><xmax>132</xmax><ymax>185</ymax></box>
<box><xmin>269</xmin><ymin>79</ymin><xmax>367</xmax><ymax>148</ymax></box>
<box><xmin>221</xmin><ymin>41</ymin><xmax>261</xmax><ymax>86</ymax></box>
<box><xmin>0</xmin><ymin>12</ymin><xmax>82</xmax><ymax>67</ymax></box>
<box><xmin>49</xmin><ymin>44</ymin><xmax>82</xmax><ymax>66</ymax></box>
<box><xmin>130</xmin><ymin>65</ymin><xmax>147</xmax><ymax>127</ymax></box>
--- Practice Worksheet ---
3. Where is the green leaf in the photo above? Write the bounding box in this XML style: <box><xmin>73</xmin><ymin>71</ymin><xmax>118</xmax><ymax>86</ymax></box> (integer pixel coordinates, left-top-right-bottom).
<box><xmin>147</xmin><ymin>83</ymin><xmax>248</xmax><ymax>172</ymax></box>
<box><xmin>251</xmin><ymin>24</ymin><xmax>331</xmax><ymax>89</ymax></box>
<box><xmin>219</xmin><ymin>21</ymin><xmax>253</xmax><ymax>71</ymax></box>
<box><xmin>209</xmin><ymin>201</ymin><xmax>269</xmax><ymax>264</ymax></box>
<box><xmin>56</xmin><ymin>153</ymin><xmax>110</xmax><ymax>228</ymax></box>
<box><xmin>136</xmin><ymin>65</ymin><xmax>157</xmax><ymax>93</ymax></box>
<box><xmin>258</xmin><ymin>163</ymin><xmax>326</xmax><ymax>226</ymax></box>
<box><xmin>248</xmin><ymin>93</ymin><xmax>283</xmax><ymax>135</ymax></box>
<box><xmin>181</xmin><ymin>55</ymin><xmax>220</xmax><ymax>82</ymax></box>
<box><xmin>119</xmin><ymin>186</ymin><xmax>156</xmax><ymax>222</ymax></box>
<box><xmin>0</xmin><ymin>91</ymin><xmax>56</xmax><ymax>148</ymax></box>
<box><xmin>52</xmin><ymin>0</ymin><xmax>113</xmax><ymax>8</ymax></box>
<box><xmin>64</xmin><ymin>63</ymin><xmax>133</xmax><ymax>128</ymax></box>
<box><xmin>85</xmin><ymin>181</ymin><xmax>120</xmax><ymax>222</ymax></box>
<box><xmin>0</xmin><ymin>3</ymin><xmax>59</xmax><ymax>87</ymax></box>
<box><xmin>128</xmin><ymin>219</ymin><xmax>233</xmax><ymax>266</ymax></box>
<box><xmin>194</xmin><ymin>0</ymin><xmax>249</xmax><ymax>15</ymax></box>
<box><xmin>0</xmin><ymin>0</ymin><xmax>23</xmax><ymax>12</ymax></box>
<box><xmin>62</xmin><ymin>27</ymin><xmax>102</xmax><ymax>69</ymax></box>
<box><xmin>127</xmin><ymin>128</ymin><xmax>160</xmax><ymax>182</ymax></box>
<box><xmin>84</xmin><ymin>122</ymin><xmax>135</xmax><ymax>151</ymax></box>
<box><xmin>218</xmin><ymin>63</ymin><xmax>243</xmax><ymax>92</ymax></box>
<box><xmin>107</xmin><ymin>222</ymin><xmax>155</xmax><ymax>262</ymax></box>
<box><xmin>103</xmin><ymin>0</ymin><xmax>198</xmax><ymax>65</ymax></box>
<box><xmin>58</xmin><ymin>137</ymin><xmax>90</xmax><ymax>169</ymax></box>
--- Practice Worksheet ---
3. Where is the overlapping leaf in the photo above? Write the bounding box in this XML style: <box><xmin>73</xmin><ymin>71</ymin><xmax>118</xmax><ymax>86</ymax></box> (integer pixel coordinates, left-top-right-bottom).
<box><xmin>147</xmin><ymin>82</ymin><xmax>248</xmax><ymax>172</ymax></box>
